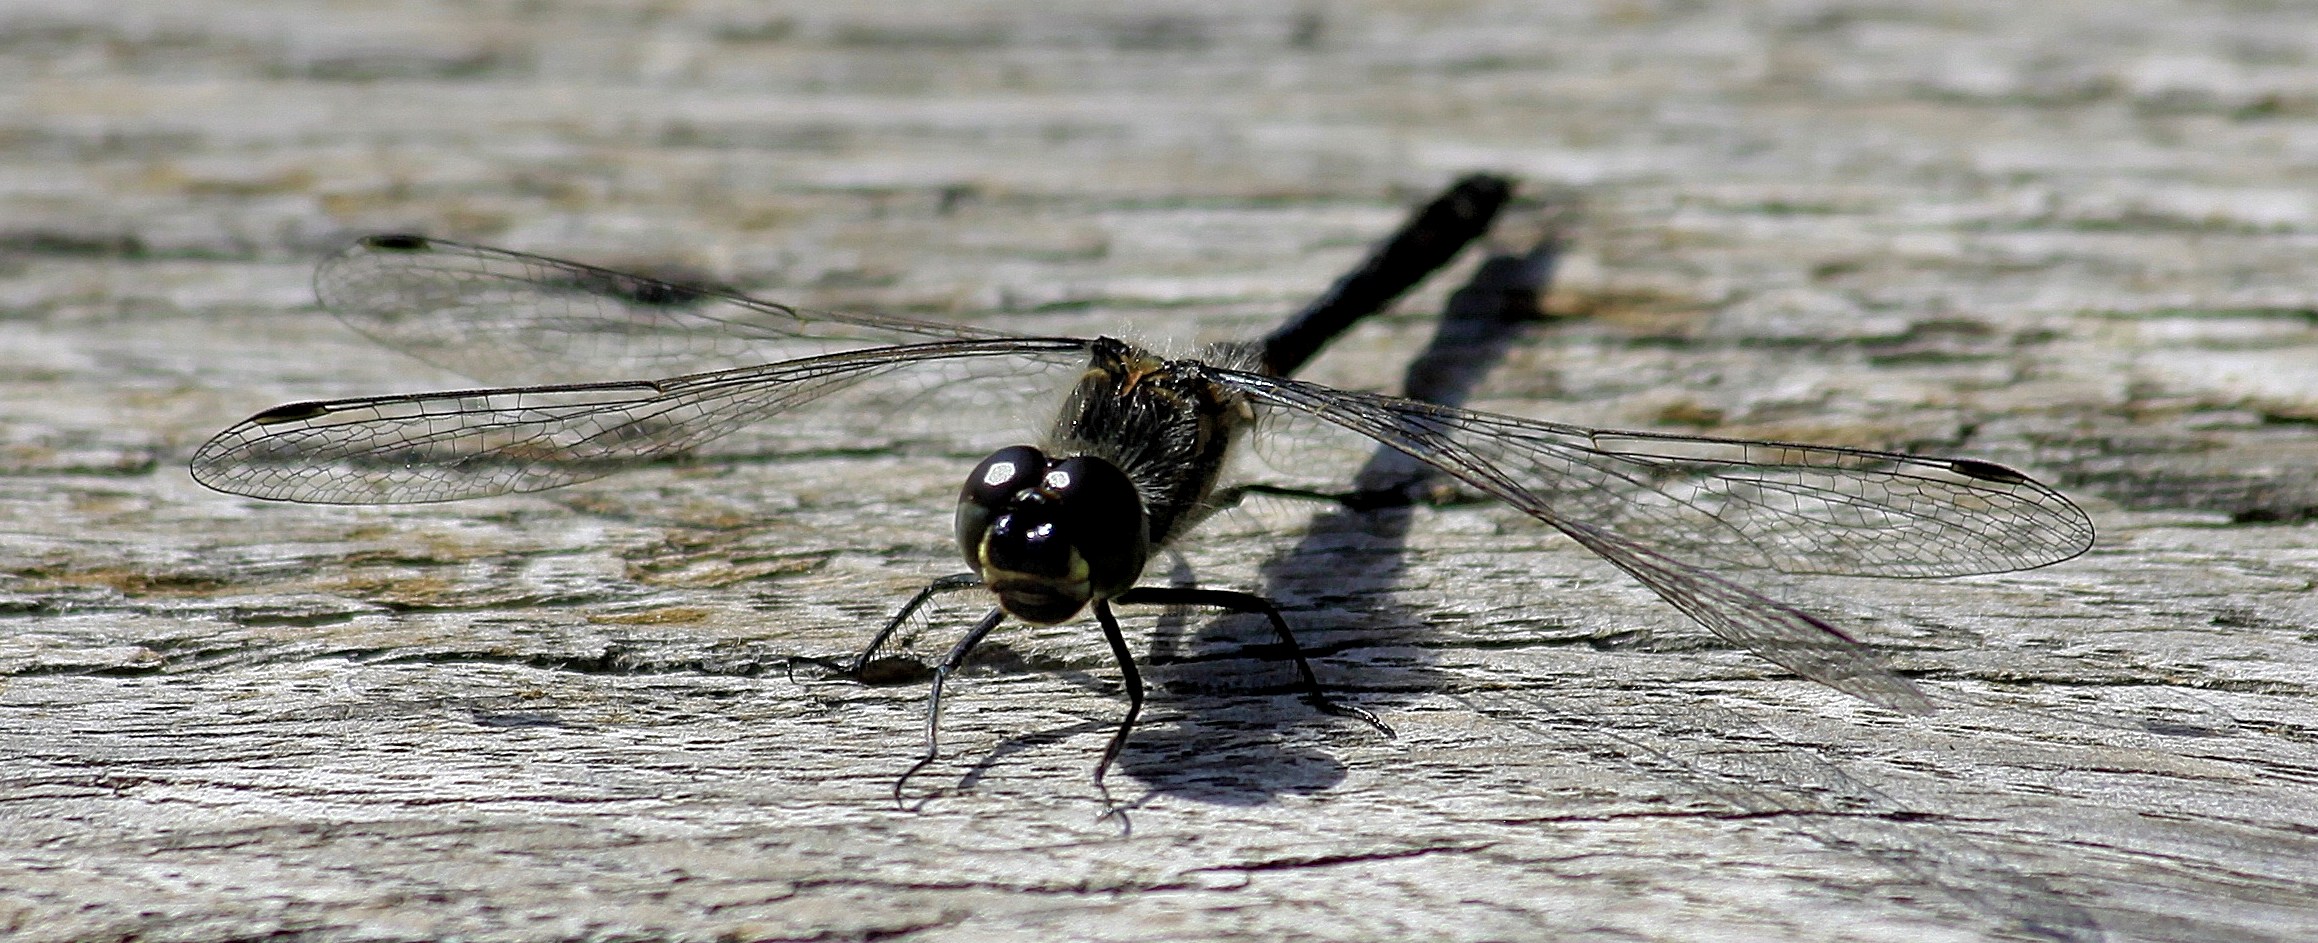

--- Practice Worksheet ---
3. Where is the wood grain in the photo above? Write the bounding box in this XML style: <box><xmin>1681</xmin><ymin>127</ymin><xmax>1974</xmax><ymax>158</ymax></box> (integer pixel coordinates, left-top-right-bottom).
<box><xmin>4</xmin><ymin>2</ymin><xmax>2316</xmax><ymax>941</ymax></box>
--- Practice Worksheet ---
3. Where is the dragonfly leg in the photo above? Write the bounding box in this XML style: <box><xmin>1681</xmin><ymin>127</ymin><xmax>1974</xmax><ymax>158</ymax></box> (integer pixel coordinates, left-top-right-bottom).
<box><xmin>892</xmin><ymin>606</ymin><xmax>1006</xmax><ymax>808</ymax></box>
<box><xmin>1089</xmin><ymin>600</ymin><xmax>1145</xmax><ymax>808</ymax></box>
<box><xmin>850</xmin><ymin>572</ymin><xmax>983</xmax><ymax>674</ymax></box>
<box><xmin>1113</xmin><ymin>586</ymin><xmax>1393</xmax><ymax>737</ymax></box>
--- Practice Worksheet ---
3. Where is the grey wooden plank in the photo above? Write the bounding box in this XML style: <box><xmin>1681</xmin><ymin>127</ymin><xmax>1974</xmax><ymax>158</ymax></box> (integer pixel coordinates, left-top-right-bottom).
<box><xmin>4</xmin><ymin>2</ymin><xmax>2317</xmax><ymax>941</ymax></box>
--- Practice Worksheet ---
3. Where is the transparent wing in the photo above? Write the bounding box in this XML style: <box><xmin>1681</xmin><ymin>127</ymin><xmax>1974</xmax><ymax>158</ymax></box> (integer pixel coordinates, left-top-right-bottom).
<box><xmin>191</xmin><ymin>338</ymin><xmax>1091</xmax><ymax>504</ymax></box>
<box><xmin>1227</xmin><ymin>371</ymin><xmax>2093</xmax><ymax>579</ymax></box>
<box><xmin>314</xmin><ymin>234</ymin><xmax>1018</xmax><ymax>385</ymax></box>
<box><xmin>1551</xmin><ymin>518</ymin><xmax>1933</xmax><ymax>711</ymax></box>
<box><xmin>1224</xmin><ymin>369</ymin><xmax>2096</xmax><ymax>711</ymax></box>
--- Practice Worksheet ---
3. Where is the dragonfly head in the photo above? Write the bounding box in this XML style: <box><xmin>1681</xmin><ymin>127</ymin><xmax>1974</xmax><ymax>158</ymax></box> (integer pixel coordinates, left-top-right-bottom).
<box><xmin>957</xmin><ymin>445</ymin><xmax>1150</xmax><ymax>625</ymax></box>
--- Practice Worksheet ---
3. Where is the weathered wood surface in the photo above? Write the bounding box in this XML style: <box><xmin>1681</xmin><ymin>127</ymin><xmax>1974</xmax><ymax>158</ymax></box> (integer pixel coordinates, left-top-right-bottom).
<box><xmin>4</xmin><ymin>1</ymin><xmax>2317</xmax><ymax>941</ymax></box>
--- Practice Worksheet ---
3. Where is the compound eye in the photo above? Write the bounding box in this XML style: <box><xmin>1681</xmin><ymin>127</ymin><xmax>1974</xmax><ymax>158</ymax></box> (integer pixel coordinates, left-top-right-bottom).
<box><xmin>961</xmin><ymin>445</ymin><xmax>1050</xmax><ymax>509</ymax></box>
<box><xmin>1042</xmin><ymin>456</ymin><xmax>1147</xmax><ymax>598</ymax></box>
<box><xmin>958</xmin><ymin>446</ymin><xmax>1050</xmax><ymax>572</ymax></box>
<box><xmin>1045</xmin><ymin>456</ymin><xmax>1142</xmax><ymax>523</ymax></box>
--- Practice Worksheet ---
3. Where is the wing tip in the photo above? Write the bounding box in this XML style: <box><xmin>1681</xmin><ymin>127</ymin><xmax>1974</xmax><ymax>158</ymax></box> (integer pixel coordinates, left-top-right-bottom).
<box><xmin>1873</xmin><ymin>681</ymin><xmax>1939</xmax><ymax>715</ymax></box>
<box><xmin>246</xmin><ymin>401</ymin><xmax>333</xmax><ymax>425</ymax></box>
<box><xmin>1946</xmin><ymin>457</ymin><xmax>2035</xmax><ymax>485</ymax></box>
<box><xmin>359</xmin><ymin>233</ymin><xmax>433</xmax><ymax>252</ymax></box>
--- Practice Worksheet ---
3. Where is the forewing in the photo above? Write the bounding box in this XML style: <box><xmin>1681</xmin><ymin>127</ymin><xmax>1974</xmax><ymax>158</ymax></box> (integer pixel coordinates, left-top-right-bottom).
<box><xmin>314</xmin><ymin>234</ymin><xmax>1019</xmax><ymax>385</ymax></box>
<box><xmin>191</xmin><ymin>338</ymin><xmax>1090</xmax><ymax>504</ymax></box>
<box><xmin>1224</xmin><ymin>372</ymin><xmax>2094</xmax><ymax>579</ymax></box>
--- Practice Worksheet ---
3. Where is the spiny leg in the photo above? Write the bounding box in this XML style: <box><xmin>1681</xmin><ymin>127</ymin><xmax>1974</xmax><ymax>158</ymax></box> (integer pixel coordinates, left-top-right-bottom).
<box><xmin>851</xmin><ymin>572</ymin><xmax>983</xmax><ymax>675</ymax></box>
<box><xmin>1090</xmin><ymin>600</ymin><xmax>1145</xmax><ymax>806</ymax></box>
<box><xmin>1114</xmin><ymin>585</ymin><xmax>1393</xmax><ymax>737</ymax></box>
<box><xmin>892</xmin><ymin>605</ymin><xmax>1007</xmax><ymax>808</ymax></box>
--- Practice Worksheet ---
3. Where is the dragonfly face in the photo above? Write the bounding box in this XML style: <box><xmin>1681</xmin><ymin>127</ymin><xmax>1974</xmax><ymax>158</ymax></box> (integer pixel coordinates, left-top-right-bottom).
<box><xmin>951</xmin><ymin>335</ymin><xmax>1248</xmax><ymax>626</ymax></box>
<box><xmin>956</xmin><ymin>445</ymin><xmax>1151</xmax><ymax>625</ymax></box>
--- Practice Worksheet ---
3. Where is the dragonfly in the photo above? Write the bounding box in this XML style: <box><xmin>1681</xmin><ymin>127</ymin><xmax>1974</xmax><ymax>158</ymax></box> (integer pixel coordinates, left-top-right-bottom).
<box><xmin>190</xmin><ymin>180</ymin><xmax>2095</xmax><ymax>798</ymax></box>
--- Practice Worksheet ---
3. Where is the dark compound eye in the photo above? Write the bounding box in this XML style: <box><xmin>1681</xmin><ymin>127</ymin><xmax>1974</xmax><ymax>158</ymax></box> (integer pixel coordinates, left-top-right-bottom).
<box><xmin>1041</xmin><ymin>456</ymin><xmax>1148</xmax><ymax>596</ymax></box>
<box><xmin>957</xmin><ymin>445</ymin><xmax>1052</xmax><ymax>573</ymax></box>
<box><xmin>984</xmin><ymin>508</ymin><xmax>1072</xmax><ymax>579</ymax></box>
<box><xmin>1044</xmin><ymin>457</ymin><xmax>1142</xmax><ymax>531</ymax></box>
<box><xmin>962</xmin><ymin>445</ymin><xmax>1050</xmax><ymax>508</ymax></box>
